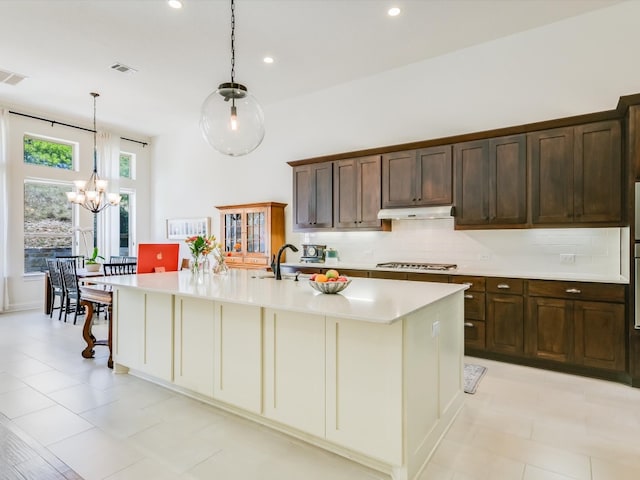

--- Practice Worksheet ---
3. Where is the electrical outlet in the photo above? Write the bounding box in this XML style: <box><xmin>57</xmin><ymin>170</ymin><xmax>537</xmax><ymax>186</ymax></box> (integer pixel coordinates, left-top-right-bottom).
<box><xmin>432</xmin><ymin>321</ymin><xmax>440</xmax><ymax>338</ymax></box>
<box><xmin>478</xmin><ymin>253</ymin><xmax>491</xmax><ymax>261</ymax></box>
<box><xmin>560</xmin><ymin>253</ymin><xmax>576</xmax><ymax>264</ymax></box>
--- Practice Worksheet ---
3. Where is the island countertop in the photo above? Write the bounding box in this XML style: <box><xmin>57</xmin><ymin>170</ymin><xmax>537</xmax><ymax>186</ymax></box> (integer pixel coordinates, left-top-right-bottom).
<box><xmin>91</xmin><ymin>269</ymin><xmax>467</xmax><ymax>324</ymax></box>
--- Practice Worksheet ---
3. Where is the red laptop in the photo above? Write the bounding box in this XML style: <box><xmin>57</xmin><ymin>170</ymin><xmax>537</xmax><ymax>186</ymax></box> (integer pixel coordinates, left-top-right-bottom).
<box><xmin>137</xmin><ymin>243</ymin><xmax>180</xmax><ymax>273</ymax></box>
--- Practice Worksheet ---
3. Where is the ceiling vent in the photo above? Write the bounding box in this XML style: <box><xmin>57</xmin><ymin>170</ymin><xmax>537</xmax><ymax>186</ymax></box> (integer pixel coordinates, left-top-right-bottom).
<box><xmin>0</xmin><ymin>68</ymin><xmax>27</xmax><ymax>85</ymax></box>
<box><xmin>110</xmin><ymin>62</ymin><xmax>138</xmax><ymax>75</ymax></box>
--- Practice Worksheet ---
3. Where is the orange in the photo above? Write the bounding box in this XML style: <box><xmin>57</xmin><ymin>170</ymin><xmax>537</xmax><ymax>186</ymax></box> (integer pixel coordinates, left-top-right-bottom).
<box><xmin>315</xmin><ymin>274</ymin><xmax>328</xmax><ymax>283</ymax></box>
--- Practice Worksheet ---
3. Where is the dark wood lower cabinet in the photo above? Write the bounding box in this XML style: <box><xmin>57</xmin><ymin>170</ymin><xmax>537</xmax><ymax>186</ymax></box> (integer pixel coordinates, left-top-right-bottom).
<box><xmin>487</xmin><ymin>294</ymin><xmax>524</xmax><ymax>356</ymax></box>
<box><xmin>526</xmin><ymin>296</ymin><xmax>573</xmax><ymax>363</ymax></box>
<box><xmin>464</xmin><ymin>320</ymin><xmax>485</xmax><ymax>350</ymax></box>
<box><xmin>574</xmin><ymin>300</ymin><xmax>625</xmax><ymax>371</ymax></box>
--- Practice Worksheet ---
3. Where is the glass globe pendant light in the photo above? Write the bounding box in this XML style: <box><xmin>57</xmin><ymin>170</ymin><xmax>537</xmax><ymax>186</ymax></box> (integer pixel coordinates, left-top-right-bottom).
<box><xmin>200</xmin><ymin>0</ymin><xmax>265</xmax><ymax>156</ymax></box>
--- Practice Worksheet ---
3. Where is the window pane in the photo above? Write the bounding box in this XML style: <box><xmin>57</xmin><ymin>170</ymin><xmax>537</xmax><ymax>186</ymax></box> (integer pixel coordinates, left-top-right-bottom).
<box><xmin>119</xmin><ymin>153</ymin><xmax>132</xmax><ymax>179</ymax></box>
<box><xmin>119</xmin><ymin>193</ymin><xmax>130</xmax><ymax>255</ymax></box>
<box><xmin>24</xmin><ymin>182</ymin><xmax>73</xmax><ymax>273</ymax></box>
<box><xmin>23</xmin><ymin>135</ymin><xmax>73</xmax><ymax>170</ymax></box>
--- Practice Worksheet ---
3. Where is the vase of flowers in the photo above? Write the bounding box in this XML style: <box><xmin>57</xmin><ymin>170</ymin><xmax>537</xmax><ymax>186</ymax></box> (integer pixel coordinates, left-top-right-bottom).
<box><xmin>185</xmin><ymin>234</ymin><xmax>217</xmax><ymax>280</ymax></box>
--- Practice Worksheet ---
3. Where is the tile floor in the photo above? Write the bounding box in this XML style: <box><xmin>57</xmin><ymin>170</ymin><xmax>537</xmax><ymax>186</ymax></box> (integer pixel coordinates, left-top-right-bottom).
<box><xmin>1</xmin><ymin>309</ymin><xmax>640</xmax><ymax>479</ymax></box>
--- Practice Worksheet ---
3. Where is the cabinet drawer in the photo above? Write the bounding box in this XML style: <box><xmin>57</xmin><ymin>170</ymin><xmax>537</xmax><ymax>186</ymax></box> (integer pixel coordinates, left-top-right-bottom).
<box><xmin>244</xmin><ymin>257</ymin><xmax>268</xmax><ymax>265</ymax></box>
<box><xmin>370</xmin><ymin>271</ymin><xmax>407</xmax><ymax>280</ymax></box>
<box><xmin>406</xmin><ymin>273</ymin><xmax>450</xmax><ymax>283</ymax></box>
<box><xmin>528</xmin><ymin>280</ymin><xmax>625</xmax><ymax>303</ymax></box>
<box><xmin>451</xmin><ymin>275</ymin><xmax>485</xmax><ymax>292</ymax></box>
<box><xmin>464</xmin><ymin>320</ymin><xmax>486</xmax><ymax>350</ymax></box>
<box><xmin>486</xmin><ymin>277</ymin><xmax>524</xmax><ymax>294</ymax></box>
<box><xmin>336</xmin><ymin>269</ymin><xmax>369</xmax><ymax>278</ymax></box>
<box><xmin>226</xmin><ymin>256</ymin><xmax>245</xmax><ymax>264</ymax></box>
<box><xmin>463</xmin><ymin>292</ymin><xmax>485</xmax><ymax>321</ymax></box>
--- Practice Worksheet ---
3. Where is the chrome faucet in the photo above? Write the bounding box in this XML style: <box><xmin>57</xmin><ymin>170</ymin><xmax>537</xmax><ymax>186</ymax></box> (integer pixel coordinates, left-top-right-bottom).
<box><xmin>274</xmin><ymin>243</ymin><xmax>298</xmax><ymax>280</ymax></box>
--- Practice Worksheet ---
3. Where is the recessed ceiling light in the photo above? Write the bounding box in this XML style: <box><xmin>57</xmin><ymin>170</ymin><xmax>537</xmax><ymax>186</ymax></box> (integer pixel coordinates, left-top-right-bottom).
<box><xmin>263</xmin><ymin>56</ymin><xmax>274</xmax><ymax>64</ymax></box>
<box><xmin>388</xmin><ymin>7</ymin><xmax>401</xmax><ymax>17</ymax></box>
<box><xmin>168</xmin><ymin>0</ymin><xmax>183</xmax><ymax>9</ymax></box>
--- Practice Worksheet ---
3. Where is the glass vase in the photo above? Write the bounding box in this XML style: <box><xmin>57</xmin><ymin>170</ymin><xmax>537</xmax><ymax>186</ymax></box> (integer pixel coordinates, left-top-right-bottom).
<box><xmin>190</xmin><ymin>254</ymin><xmax>205</xmax><ymax>282</ymax></box>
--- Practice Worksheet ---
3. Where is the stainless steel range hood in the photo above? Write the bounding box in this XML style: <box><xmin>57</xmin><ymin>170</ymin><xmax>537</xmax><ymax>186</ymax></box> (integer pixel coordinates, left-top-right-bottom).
<box><xmin>377</xmin><ymin>206</ymin><xmax>455</xmax><ymax>220</ymax></box>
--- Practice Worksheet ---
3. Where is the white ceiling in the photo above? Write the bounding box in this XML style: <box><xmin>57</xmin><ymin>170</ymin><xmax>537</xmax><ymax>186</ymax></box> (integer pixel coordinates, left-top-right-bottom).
<box><xmin>0</xmin><ymin>0</ymin><xmax>621</xmax><ymax>138</ymax></box>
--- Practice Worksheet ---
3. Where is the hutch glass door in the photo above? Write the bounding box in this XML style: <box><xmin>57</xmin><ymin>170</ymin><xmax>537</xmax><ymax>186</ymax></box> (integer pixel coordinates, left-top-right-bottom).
<box><xmin>223</xmin><ymin>213</ymin><xmax>243</xmax><ymax>253</ymax></box>
<box><xmin>245</xmin><ymin>210</ymin><xmax>266</xmax><ymax>254</ymax></box>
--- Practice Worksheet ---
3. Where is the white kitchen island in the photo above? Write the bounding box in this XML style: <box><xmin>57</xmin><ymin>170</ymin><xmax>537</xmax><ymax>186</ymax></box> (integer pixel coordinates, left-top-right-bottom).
<box><xmin>97</xmin><ymin>269</ymin><xmax>467</xmax><ymax>480</ymax></box>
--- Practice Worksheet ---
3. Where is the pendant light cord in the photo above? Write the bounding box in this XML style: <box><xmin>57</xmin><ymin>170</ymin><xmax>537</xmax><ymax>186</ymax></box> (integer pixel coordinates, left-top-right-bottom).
<box><xmin>92</xmin><ymin>92</ymin><xmax>98</xmax><ymax>174</ymax></box>
<box><xmin>230</xmin><ymin>0</ymin><xmax>236</xmax><ymax>84</ymax></box>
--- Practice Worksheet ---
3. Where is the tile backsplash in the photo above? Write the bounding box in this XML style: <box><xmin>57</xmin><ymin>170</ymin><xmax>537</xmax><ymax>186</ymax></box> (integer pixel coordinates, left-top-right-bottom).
<box><xmin>294</xmin><ymin>220</ymin><xmax>628</xmax><ymax>279</ymax></box>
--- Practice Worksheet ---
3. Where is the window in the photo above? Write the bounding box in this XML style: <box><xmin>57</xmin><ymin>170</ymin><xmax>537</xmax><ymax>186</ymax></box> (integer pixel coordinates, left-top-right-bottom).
<box><xmin>119</xmin><ymin>192</ymin><xmax>132</xmax><ymax>255</ymax></box>
<box><xmin>23</xmin><ymin>134</ymin><xmax>74</xmax><ymax>169</ymax></box>
<box><xmin>24</xmin><ymin>181</ymin><xmax>73</xmax><ymax>273</ymax></box>
<box><xmin>119</xmin><ymin>152</ymin><xmax>134</xmax><ymax>179</ymax></box>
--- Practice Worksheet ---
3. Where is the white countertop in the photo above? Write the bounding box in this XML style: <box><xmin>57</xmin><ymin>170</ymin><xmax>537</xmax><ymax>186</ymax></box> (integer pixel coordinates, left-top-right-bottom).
<box><xmin>91</xmin><ymin>269</ymin><xmax>467</xmax><ymax>325</ymax></box>
<box><xmin>282</xmin><ymin>262</ymin><xmax>629</xmax><ymax>284</ymax></box>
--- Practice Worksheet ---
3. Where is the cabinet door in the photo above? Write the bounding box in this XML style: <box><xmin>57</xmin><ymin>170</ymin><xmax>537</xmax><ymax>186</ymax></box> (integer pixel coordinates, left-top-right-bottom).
<box><xmin>214</xmin><ymin>302</ymin><xmax>262</xmax><ymax>413</ymax></box>
<box><xmin>526</xmin><ymin>296</ymin><xmax>573</xmax><ymax>363</ymax></box>
<box><xmin>487</xmin><ymin>294</ymin><xmax>524</xmax><ymax>355</ymax></box>
<box><xmin>334</xmin><ymin>158</ymin><xmax>358</xmax><ymax>227</ymax></box>
<box><xmin>263</xmin><ymin>309</ymin><xmax>326</xmax><ymax>437</ymax></box>
<box><xmin>142</xmin><ymin>292</ymin><xmax>174</xmax><ymax>381</ymax></box>
<box><xmin>490</xmin><ymin>134</ymin><xmax>527</xmax><ymax>225</ymax></box>
<box><xmin>574</xmin><ymin>300</ymin><xmax>625</xmax><ymax>371</ymax></box>
<box><xmin>244</xmin><ymin>207</ymin><xmax>267</xmax><ymax>255</ymax></box>
<box><xmin>326</xmin><ymin>316</ymin><xmax>403</xmax><ymax>464</ymax></box>
<box><xmin>382</xmin><ymin>150</ymin><xmax>417</xmax><ymax>207</ymax></box>
<box><xmin>113</xmin><ymin>288</ymin><xmax>145</xmax><ymax>369</ymax></box>
<box><xmin>529</xmin><ymin>127</ymin><xmax>574</xmax><ymax>224</ymax></box>
<box><xmin>416</xmin><ymin>145</ymin><xmax>452</xmax><ymax>206</ymax></box>
<box><xmin>293</xmin><ymin>165</ymin><xmax>313</xmax><ymax>229</ymax></box>
<box><xmin>454</xmin><ymin>140</ymin><xmax>489</xmax><ymax>225</ymax></box>
<box><xmin>574</xmin><ymin>120</ymin><xmax>622</xmax><ymax>224</ymax></box>
<box><xmin>174</xmin><ymin>296</ymin><xmax>215</xmax><ymax>397</ymax></box>
<box><xmin>293</xmin><ymin>163</ymin><xmax>333</xmax><ymax>229</ymax></box>
<box><xmin>222</xmin><ymin>211</ymin><xmax>243</xmax><ymax>253</ymax></box>
<box><xmin>358</xmin><ymin>155</ymin><xmax>382</xmax><ymax>227</ymax></box>
<box><xmin>312</xmin><ymin>163</ymin><xmax>334</xmax><ymax>228</ymax></box>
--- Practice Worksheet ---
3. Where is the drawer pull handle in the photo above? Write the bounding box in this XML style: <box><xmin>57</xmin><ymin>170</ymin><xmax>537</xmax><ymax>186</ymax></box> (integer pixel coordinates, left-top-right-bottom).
<box><xmin>565</xmin><ymin>288</ymin><xmax>581</xmax><ymax>294</ymax></box>
<box><xmin>464</xmin><ymin>322</ymin><xmax>475</xmax><ymax>328</ymax></box>
<box><xmin>497</xmin><ymin>284</ymin><xmax>510</xmax><ymax>289</ymax></box>
<box><xmin>464</xmin><ymin>294</ymin><xmax>474</xmax><ymax>299</ymax></box>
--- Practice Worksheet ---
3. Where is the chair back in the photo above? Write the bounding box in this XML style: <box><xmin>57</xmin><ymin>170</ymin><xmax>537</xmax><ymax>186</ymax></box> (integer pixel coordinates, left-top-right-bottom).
<box><xmin>59</xmin><ymin>259</ymin><xmax>80</xmax><ymax>296</ymax></box>
<box><xmin>103</xmin><ymin>262</ymin><xmax>137</xmax><ymax>276</ymax></box>
<box><xmin>56</xmin><ymin>255</ymin><xmax>85</xmax><ymax>268</ymax></box>
<box><xmin>109</xmin><ymin>256</ymin><xmax>137</xmax><ymax>264</ymax></box>
<box><xmin>46</xmin><ymin>259</ymin><xmax>64</xmax><ymax>290</ymax></box>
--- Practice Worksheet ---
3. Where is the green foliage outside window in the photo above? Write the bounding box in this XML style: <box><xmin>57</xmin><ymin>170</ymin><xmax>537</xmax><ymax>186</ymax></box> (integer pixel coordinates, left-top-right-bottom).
<box><xmin>23</xmin><ymin>135</ymin><xmax>73</xmax><ymax>169</ymax></box>
<box><xmin>120</xmin><ymin>153</ymin><xmax>132</xmax><ymax>178</ymax></box>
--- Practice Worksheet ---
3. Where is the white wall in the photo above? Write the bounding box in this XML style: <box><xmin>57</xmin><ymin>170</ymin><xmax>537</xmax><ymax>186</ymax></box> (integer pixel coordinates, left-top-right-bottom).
<box><xmin>151</xmin><ymin>2</ymin><xmax>638</xmax><ymax>276</ymax></box>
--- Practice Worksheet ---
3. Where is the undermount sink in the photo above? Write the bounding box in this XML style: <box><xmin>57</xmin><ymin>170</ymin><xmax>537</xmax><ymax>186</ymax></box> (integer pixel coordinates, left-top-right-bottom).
<box><xmin>251</xmin><ymin>272</ymin><xmax>301</xmax><ymax>281</ymax></box>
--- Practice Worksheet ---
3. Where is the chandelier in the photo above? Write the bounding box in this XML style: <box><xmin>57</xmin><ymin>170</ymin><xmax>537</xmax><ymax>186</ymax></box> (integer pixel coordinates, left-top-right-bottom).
<box><xmin>200</xmin><ymin>0</ymin><xmax>265</xmax><ymax>156</ymax></box>
<box><xmin>66</xmin><ymin>92</ymin><xmax>121</xmax><ymax>213</ymax></box>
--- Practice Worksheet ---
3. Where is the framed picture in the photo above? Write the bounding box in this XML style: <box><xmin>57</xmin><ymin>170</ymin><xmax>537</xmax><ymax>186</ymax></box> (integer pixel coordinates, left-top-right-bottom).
<box><xmin>166</xmin><ymin>217</ymin><xmax>210</xmax><ymax>240</ymax></box>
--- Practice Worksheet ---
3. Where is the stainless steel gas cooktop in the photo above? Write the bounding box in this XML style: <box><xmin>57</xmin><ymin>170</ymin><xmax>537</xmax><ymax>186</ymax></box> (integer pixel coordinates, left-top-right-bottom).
<box><xmin>375</xmin><ymin>262</ymin><xmax>457</xmax><ymax>271</ymax></box>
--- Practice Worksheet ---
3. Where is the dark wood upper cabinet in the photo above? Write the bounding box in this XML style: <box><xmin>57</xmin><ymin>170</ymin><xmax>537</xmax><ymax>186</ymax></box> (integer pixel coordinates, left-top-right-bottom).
<box><xmin>334</xmin><ymin>155</ymin><xmax>382</xmax><ymax>229</ymax></box>
<box><xmin>529</xmin><ymin>120</ymin><xmax>622</xmax><ymax>226</ymax></box>
<box><xmin>382</xmin><ymin>146</ymin><xmax>452</xmax><ymax>208</ymax></box>
<box><xmin>455</xmin><ymin>134</ymin><xmax>526</xmax><ymax>227</ymax></box>
<box><xmin>292</xmin><ymin>163</ymin><xmax>333</xmax><ymax>230</ymax></box>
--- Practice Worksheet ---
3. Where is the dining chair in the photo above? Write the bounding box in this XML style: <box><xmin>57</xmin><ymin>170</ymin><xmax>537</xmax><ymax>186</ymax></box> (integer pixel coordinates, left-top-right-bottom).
<box><xmin>108</xmin><ymin>255</ymin><xmax>137</xmax><ymax>264</ymax></box>
<box><xmin>56</xmin><ymin>255</ymin><xmax>85</xmax><ymax>269</ymax></box>
<box><xmin>103</xmin><ymin>262</ymin><xmax>137</xmax><ymax>276</ymax></box>
<box><xmin>45</xmin><ymin>258</ymin><xmax>65</xmax><ymax>320</ymax></box>
<box><xmin>59</xmin><ymin>259</ymin><xmax>84</xmax><ymax>324</ymax></box>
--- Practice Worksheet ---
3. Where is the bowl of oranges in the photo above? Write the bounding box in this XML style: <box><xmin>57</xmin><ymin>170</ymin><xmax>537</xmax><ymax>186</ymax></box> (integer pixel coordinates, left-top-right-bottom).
<box><xmin>308</xmin><ymin>269</ymin><xmax>351</xmax><ymax>294</ymax></box>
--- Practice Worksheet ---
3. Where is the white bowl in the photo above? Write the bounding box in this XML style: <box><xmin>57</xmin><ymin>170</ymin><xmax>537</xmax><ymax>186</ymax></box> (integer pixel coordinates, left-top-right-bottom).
<box><xmin>308</xmin><ymin>279</ymin><xmax>351</xmax><ymax>294</ymax></box>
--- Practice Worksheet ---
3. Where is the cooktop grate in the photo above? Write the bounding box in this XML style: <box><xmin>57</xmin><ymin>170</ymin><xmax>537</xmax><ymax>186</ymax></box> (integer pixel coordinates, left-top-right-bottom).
<box><xmin>376</xmin><ymin>262</ymin><xmax>457</xmax><ymax>271</ymax></box>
